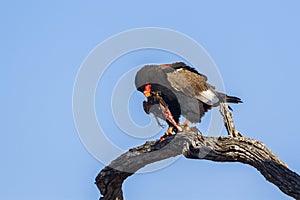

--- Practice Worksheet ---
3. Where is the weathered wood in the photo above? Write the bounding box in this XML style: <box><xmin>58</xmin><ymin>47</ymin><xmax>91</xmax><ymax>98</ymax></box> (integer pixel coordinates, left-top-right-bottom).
<box><xmin>219</xmin><ymin>103</ymin><xmax>243</xmax><ymax>137</ymax></box>
<box><xmin>95</xmin><ymin>103</ymin><xmax>300</xmax><ymax>199</ymax></box>
<box><xmin>95</xmin><ymin>129</ymin><xmax>300</xmax><ymax>199</ymax></box>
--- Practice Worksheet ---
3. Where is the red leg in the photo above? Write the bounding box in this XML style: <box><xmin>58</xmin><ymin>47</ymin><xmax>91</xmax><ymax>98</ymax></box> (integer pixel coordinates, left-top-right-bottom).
<box><xmin>183</xmin><ymin>119</ymin><xmax>190</xmax><ymax>127</ymax></box>
<box><xmin>159</xmin><ymin>127</ymin><xmax>174</xmax><ymax>142</ymax></box>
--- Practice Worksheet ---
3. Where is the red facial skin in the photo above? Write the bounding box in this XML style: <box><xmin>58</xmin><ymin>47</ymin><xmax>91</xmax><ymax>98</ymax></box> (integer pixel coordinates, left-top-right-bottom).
<box><xmin>143</xmin><ymin>84</ymin><xmax>151</xmax><ymax>97</ymax></box>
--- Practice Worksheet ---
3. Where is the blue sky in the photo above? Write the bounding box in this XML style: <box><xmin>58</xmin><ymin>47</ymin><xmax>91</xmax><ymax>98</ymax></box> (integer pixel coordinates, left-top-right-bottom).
<box><xmin>1</xmin><ymin>0</ymin><xmax>300</xmax><ymax>199</ymax></box>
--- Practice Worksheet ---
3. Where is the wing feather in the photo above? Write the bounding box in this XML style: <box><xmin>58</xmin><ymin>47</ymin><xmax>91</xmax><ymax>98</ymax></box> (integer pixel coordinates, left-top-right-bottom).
<box><xmin>165</xmin><ymin>65</ymin><xmax>220</xmax><ymax>105</ymax></box>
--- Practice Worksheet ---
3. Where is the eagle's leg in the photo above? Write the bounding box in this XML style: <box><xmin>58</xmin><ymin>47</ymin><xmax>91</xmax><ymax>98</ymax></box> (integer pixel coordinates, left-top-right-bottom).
<box><xmin>159</xmin><ymin>126</ymin><xmax>174</xmax><ymax>142</ymax></box>
<box><xmin>183</xmin><ymin>119</ymin><xmax>190</xmax><ymax>127</ymax></box>
<box><xmin>166</xmin><ymin>126</ymin><xmax>174</xmax><ymax>135</ymax></box>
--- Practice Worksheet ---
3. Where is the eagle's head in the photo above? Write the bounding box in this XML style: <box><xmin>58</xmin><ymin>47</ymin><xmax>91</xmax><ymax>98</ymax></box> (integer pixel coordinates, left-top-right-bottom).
<box><xmin>135</xmin><ymin>64</ymin><xmax>171</xmax><ymax>95</ymax></box>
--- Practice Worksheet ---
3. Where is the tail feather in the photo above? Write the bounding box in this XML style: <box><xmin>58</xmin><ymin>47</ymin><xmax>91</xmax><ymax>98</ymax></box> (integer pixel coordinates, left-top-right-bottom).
<box><xmin>225</xmin><ymin>95</ymin><xmax>243</xmax><ymax>104</ymax></box>
<box><xmin>217</xmin><ymin>92</ymin><xmax>243</xmax><ymax>104</ymax></box>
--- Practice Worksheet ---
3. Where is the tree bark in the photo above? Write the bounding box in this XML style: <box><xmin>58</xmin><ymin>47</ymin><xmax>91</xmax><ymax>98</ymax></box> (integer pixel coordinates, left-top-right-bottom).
<box><xmin>95</xmin><ymin>104</ymin><xmax>300</xmax><ymax>199</ymax></box>
<box><xmin>95</xmin><ymin>129</ymin><xmax>300</xmax><ymax>200</ymax></box>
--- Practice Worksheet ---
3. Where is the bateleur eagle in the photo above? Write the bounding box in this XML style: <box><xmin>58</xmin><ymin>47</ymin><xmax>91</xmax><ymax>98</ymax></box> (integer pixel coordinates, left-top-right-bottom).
<box><xmin>135</xmin><ymin>62</ymin><xmax>242</xmax><ymax>141</ymax></box>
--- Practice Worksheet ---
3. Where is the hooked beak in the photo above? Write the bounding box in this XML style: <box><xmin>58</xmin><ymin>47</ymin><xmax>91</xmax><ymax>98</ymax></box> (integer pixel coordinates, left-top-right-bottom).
<box><xmin>143</xmin><ymin>90</ymin><xmax>151</xmax><ymax>98</ymax></box>
<box><xmin>143</xmin><ymin>84</ymin><xmax>151</xmax><ymax>98</ymax></box>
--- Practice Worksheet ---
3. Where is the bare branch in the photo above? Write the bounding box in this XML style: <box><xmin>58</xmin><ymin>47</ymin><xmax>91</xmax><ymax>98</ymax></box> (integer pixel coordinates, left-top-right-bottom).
<box><xmin>95</xmin><ymin>129</ymin><xmax>300</xmax><ymax>200</ymax></box>
<box><xmin>219</xmin><ymin>103</ymin><xmax>243</xmax><ymax>137</ymax></box>
<box><xmin>95</xmin><ymin>103</ymin><xmax>299</xmax><ymax>199</ymax></box>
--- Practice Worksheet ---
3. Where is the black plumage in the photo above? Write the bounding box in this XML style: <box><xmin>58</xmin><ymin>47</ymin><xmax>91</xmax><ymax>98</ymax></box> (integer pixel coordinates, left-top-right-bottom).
<box><xmin>135</xmin><ymin>62</ymin><xmax>242</xmax><ymax>135</ymax></box>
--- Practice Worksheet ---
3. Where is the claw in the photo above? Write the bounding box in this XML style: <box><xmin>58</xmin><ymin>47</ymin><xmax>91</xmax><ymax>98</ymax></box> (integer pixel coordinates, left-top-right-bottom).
<box><xmin>159</xmin><ymin>134</ymin><xmax>168</xmax><ymax>142</ymax></box>
<box><xmin>166</xmin><ymin>127</ymin><xmax>173</xmax><ymax>135</ymax></box>
<box><xmin>159</xmin><ymin>135</ymin><xmax>166</xmax><ymax>142</ymax></box>
<box><xmin>159</xmin><ymin>127</ymin><xmax>173</xmax><ymax>142</ymax></box>
<box><xmin>183</xmin><ymin>119</ymin><xmax>190</xmax><ymax>127</ymax></box>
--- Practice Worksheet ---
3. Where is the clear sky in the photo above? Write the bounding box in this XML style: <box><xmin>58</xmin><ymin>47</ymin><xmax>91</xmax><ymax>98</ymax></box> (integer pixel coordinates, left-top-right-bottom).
<box><xmin>1</xmin><ymin>0</ymin><xmax>300</xmax><ymax>199</ymax></box>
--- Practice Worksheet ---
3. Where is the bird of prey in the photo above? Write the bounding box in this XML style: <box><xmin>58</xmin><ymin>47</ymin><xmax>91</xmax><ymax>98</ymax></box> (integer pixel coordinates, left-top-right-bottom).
<box><xmin>135</xmin><ymin>62</ymin><xmax>242</xmax><ymax>141</ymax></box>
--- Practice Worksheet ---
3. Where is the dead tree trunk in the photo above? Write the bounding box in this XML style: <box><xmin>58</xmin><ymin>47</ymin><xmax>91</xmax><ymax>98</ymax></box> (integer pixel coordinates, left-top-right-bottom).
<box><xmin>95</xmin><ymin>104</ymin><xmax>300</xmax><ymax>199</ymax></box>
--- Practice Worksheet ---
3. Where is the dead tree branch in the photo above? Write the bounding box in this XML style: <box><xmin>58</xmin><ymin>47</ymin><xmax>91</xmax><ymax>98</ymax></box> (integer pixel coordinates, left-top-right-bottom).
<box><xmin>220</xmin><ymin>103</ymin><xmax>243</xmax><ymax>137</ymax></box>
<box><xmin>95</xmin><ymin>104</ymin><xmax>300</xmax><ymax>199</ymax></box>
<box><xmin>95</xmin><ymin>130</ymin><xmax>300</xmax><ymax>199</ymax></box>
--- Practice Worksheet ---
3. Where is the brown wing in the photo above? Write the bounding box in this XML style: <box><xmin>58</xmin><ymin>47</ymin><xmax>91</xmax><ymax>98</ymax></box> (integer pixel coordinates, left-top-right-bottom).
<box><xmin>164</xmin><ymin>64</ymin><xmax>220</xmax><ymax>105</ymax></box>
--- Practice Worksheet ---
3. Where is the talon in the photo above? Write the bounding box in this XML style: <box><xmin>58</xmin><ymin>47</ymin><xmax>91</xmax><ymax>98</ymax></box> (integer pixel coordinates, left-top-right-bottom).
<box><xmin>159</xmin><ymin>127</ymin><xmax>173</xmax><ymax>142</ymax></box>
<box><xmin>183</xmin><ymin>119</ymin><xmax>190</xmax><ymax>127</ymax></box>
<box><xmin>159</xmin><ymin>135</ymin><xmax>166</xmax><ymax>142</ymax></box>
<box><xmin>166</xmin><ymin>127</ymin><xmax>173</xmax><ymax>135</ymax></box>
<box><xmin>159</xmin><ymin>134</ymin><xmax>168</xmax><ymax>142</ymax></box>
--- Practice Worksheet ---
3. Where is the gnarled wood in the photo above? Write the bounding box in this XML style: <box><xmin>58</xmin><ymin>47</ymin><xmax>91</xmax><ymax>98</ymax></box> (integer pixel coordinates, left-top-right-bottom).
<box><xmin>95</xmin><ymin>129</ymin><xmax>300</xmax><ymax>200</ymax></box>
<box><xmin>95</xmin><ymin>103</ymin><xmax>299</xmax><ymax>199</ymax></box>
